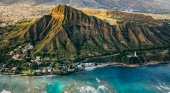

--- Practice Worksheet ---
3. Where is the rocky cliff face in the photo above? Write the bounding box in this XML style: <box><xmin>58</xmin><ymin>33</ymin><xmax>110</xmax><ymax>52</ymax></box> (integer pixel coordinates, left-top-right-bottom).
<box><xmin>1</xmin><ymin>5</ymin><xmax>170</xmax><ymax>61</ymax></box>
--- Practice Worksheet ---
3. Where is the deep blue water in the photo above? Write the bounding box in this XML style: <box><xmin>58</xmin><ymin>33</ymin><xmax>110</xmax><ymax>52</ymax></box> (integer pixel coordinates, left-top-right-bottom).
<box><xmin>0</xmin><ymin>64</ymin><xmax>170</xmax><ymax>93</ymax></box>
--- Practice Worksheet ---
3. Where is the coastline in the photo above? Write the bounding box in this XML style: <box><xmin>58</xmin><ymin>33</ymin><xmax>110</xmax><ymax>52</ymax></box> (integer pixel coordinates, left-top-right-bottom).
<box><xmin>1</xmin><ymin>61</ymin><xmax>169</xmax><ymax>77</ymax></box>
<box><xmin>1</xmin><ymin>62</ymin><xmax>170</xmax><ymax>93</ymax></box>
<box><xmin>85</xmin><ymin>61</ymin><xmax>170</xmax><ymax>70</ymax></box>
<box><xmin>105</xmin><ymin>61</ymin><xmax>170</xmax><ymax>67</ymax></box>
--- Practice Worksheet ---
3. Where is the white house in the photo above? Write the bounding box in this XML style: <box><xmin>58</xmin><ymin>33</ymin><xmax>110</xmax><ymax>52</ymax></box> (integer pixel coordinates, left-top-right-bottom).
<box><xmin>35</xmin><ymin>69</ymin><xmax>41</xmax><ymax>73</ymax></box>
<box><xmin>126</xmin><ymin>52</ymin><xmax>138</xmax><ymax>57</ymax></box>
<box><xmin>26</xmin><ymin>44</ymin><xmax>33</xmax><ymax>50</ymax></box>
<box><xmin>85</xmin><ymin>63</ymin><xmax>95</xmax><ymax>67</ymax></box>
<box><xmin>47</xmin><ymin>67</ymin><xmax>52</xmax><ymax>73</ymax></box>
<box><xmin>78</xmin><ymin>64</ymin><xmax>84</xmax><ymax>69</ymax></box>
<box><xmin>68</xmin><ymin>69</ymin><xmax>75</xmax><ymax>72</ymax></box>
<box><xmin>35</xmin><ymin>56</ymin><xmax>41</xmax><ymax>61</ymax></box>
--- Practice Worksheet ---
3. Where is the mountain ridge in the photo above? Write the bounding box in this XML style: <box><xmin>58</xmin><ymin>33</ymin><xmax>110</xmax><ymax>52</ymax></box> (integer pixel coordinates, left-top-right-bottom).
<box><xmin>1</xmin><ymin>0</ymin><xmax>170</xmax><ymax>13</ymax></box>
<box><xmin>1</xmin><ymin>4</ymin><xmax>170</xmax><ymax>61</ymax></box>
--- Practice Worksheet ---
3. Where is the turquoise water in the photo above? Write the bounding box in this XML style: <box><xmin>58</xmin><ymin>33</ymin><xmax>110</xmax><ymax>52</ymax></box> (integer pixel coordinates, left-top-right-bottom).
<box><xmin>0</xmin><ymin>64</ymin><xmax>170</xmax><ymax>93</ymax></box>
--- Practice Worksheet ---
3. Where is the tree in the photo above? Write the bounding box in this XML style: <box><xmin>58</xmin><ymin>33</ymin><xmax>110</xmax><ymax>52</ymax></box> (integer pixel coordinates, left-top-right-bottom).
<box><xmin>51</xmin><ymin>63</ymin><xmax>55</xmax><ymax>68</ymax></box>
<box><xmin>30</xmin><ymin>62</ymin><xmax>38</xmax><ymax>70</ymax></box>
<box><xmin>121</xmin><ymin>56</ymin><xmax>126</xmax><ymax>63</ymax></box>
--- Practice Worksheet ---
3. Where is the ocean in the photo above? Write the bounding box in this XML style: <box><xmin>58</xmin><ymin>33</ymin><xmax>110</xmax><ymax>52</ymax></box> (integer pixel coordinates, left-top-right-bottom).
<box><xmin>0</xmin><ymin>64</ymin><xmax>170</xmax><ymax>93</ymax></box>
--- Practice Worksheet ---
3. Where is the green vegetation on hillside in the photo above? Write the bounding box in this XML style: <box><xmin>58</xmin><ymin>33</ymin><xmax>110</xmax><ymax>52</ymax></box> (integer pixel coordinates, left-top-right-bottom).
<box><xmin>1</xmin><ymin>5</ymin><xmax>170</xmax><ymax>76</ymax></box>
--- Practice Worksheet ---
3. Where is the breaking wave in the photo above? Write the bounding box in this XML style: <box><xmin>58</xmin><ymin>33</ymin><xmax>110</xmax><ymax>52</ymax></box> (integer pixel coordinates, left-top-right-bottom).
<box><xmin>77</xmin><ymin>85</ymin><xmax>111</xmax><ymax>93</ymax></box>
<box><xmin>1</xmin><ymin>90</ymin><xmax>11</xmax><ymax>93</ymax></box>
<box><xmin>96</xmin><ymin>78</ymin><xmax>100</xmax><ymax>83</ymax></box>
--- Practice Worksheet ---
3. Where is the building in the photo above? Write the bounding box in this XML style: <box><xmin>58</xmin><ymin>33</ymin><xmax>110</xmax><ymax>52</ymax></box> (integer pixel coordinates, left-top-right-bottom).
<box><xmin>12</xmin><ymin>54</ymin><xmax>20</xmax><ymax>60</ymax></box>
<box><xmin>22</xmin><ymin>48</ymin><xmax>27</xmax><ymax>53</ymax></box>
<box><xmin>77</xmin><ymin>63</ymin><xmax>84</xmax><ymax>70</ymax></box>
<box><xmin>35</xmin><ymin>69</ymin><xmax>41</xmax><ymax>74</ymax></box>
<box><xmin>85</xmin><ymin>63</ymin><xmax>95</xmax><ymax>67</ymax></box>
<box><xmin>2</xmin><ymin>68</ymin><xmax>9</xmax><ymax>72</ymax></box>
<box><xmin>127</xmin><ymin>52</ymin><xmax>138</xmax><ymax>57</ymax></box>
<box><xmin>9</xmin><ymin>51</ymin><xmax>14</xmax><ymax>55</ymax></box>
<box><xmin>68</xmin><ymin>68</ymin><xmax>75</xmax><ymax>72</ymax></box>
<box><xmin>36</xmin><ymin>56</ymin><xmax>41</xmax><ymax>60</ymax></box>
<box><xmin>52</xmin><ymin>69</ymin><xmax>60</xmax><ymax>74</ymax></box>
<box><xmin>44</xmin><ymin>57</ymin><xmax>50</xmax><ymax>61</ymax></box>
<box><xmin>11</xmin><ymin>67</ymin><xmax>17</xmax><ymax>74</ymax></box>
<box><xmin>134</xmin><ymin>52</ymin><xmax>138</xmax><ymax>57</ymax></box>
<box><xmin>47</xmin><ymin>67</ymin><xmax>52</xmax><ymax>73</ymax></box>
<box><xmin>26</xmin><ymin>44</ymin><xmax>33</xmax><ymax>50</ymax></box>
<box><xmin>42</xmin><ymin>68</ymin><xmax>46</xmax><ymax>74</ymax></box>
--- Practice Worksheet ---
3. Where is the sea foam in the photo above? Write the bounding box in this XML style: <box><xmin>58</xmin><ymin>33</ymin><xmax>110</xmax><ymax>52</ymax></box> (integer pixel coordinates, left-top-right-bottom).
<box><xmin>26</xmin><ymin>81</ymin><xmax>29</xmax><ymax>84</ymax></box>
<box><xmin>77</xmin><ymin>85</ymin><xmax>110</xmax><ymax>93</ymax></box>
<box><xmin>160</xmin><ymin>85</ymin><xmax>170</xmax><ymax>90</ymax></box>
<box><xmin>1</xmin><ymin>90</ymin><xmax>11</xmax><ymax>93</ymax></box>
<box><xmin>77</xmin><ymin>86</ymin><xmax>97</xmax><ymax>93</ymax></box>
<box><xmin>155</xmin><ymin>86</ymin><xmax>162</xmax><ymax>90</ymax></box>
<box><xmin>96</xmin><ymin>78</ymin><xmax>100</xmax><ymax>83</ymax></box>
<box><xmin>27</xmin><ymin>88</ymin><xmax>30</xmax><ymax>92</ymax></box>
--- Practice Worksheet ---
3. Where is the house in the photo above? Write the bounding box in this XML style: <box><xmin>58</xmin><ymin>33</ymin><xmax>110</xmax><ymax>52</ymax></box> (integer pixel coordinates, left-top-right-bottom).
<box><xmin>35</xmin><ymin>56</ymin><xmax>41</xmax><ymax>61</ymax></box>
<box><xmin>18</xmin><ymin>46</ymin><xmax>22</xmax><ymax>48</ymax></box>
<box><xmin>27</xmin><ymin>44</ymin><xmax>33</xmax><ymax>50</ymax></box>
<box><xmin>41</xmin><ymin>68</ymin><xmax>46</xmax><ymax>74</ymax></box>
<box><xmin>47</xmin><ymin>67</ymin><xmax>52</xmax><ymax>73</ymax></box>
<box><xmin>2</xmin><ymin>64</ymin><xmax>6</xmax><ymax>68</ymax></box>
<box><xmin>2</xmin><ymin>68</ymin><xmax>9</xmax><ymax>72</ymax></box>
<box><xmin>12</xmin><ymin>54</ymin><xmax>20</xmax><ymax>60</ymax></box>
<box><xmin>31</xmin><ymin>60</ymin><xmax>34</xmax><ymax>63</ymax></box>
<box><xmin>126</xmin><ymin>54</ymin><xmax>132</xmax><ymax>57</ymax></box>
<box><xmin>14</xmin><ymin>48</ymin><xmax>18</xmax><ymax>51</ymax></box>
<box><xmin>44</xmin><ymin>57</ymin><xmax>50</xmax><ymax>61</ymax></box>
<box><xmin>11</xmin><ymin>67</ymin><xmax>17</xmax><ymax>74</ymax></box>
<box><xmin>16</xmin><ymin>54</ymin><xmax>20</xmax><ymax>58</ymax></box>
<box><xmin>9</xmin><ymin>51</ymin><xmax>14</xmax><ymax>55</ymax></box>
<box><xmin>8</xmin><ymin>22</ymin><xmax>14</xmax><ymax>25</ymax></box>
<box><xmin>0</xmin><ymin>23</ymin><xmax>6</xmax><ymax>27</ymax></box>
<box><xmin>77</xmin><ymin>64</ymin><xmax>84</xmax><ymax>69</ymax></box>
<box><xmin>35</xmin><ymin>69</ymin><xmax>41</xmax><ymax>74</ymax></box>
<box><xmin>22</xmin><ymin>48</ymin><xmax>27</xmax><ymax>53</ymax></box>
<box><xmin>85</xmin><ymin>63</ymin><xmax>95</xmax><ymax>67</ymax></box>
<box><xmin>68</xmin><ymin>68</ymin><xmax>75</xmax><ymax>72</ymax></box>
<box><xmin>53</xmin><ymin>68</ymin><xmax>60</xmax><ymax>74</ymax></box>
<box><xmin>36</xmin><ymin>69</ymin><xmax>41</xmax><ymax>73</ymax></box>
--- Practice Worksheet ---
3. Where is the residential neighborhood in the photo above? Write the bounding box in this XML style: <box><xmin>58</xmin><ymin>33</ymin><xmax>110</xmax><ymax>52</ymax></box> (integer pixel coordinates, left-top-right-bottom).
<box><xmin>0</xmin><ymin>43</ymin><xmax>97</xmax><ymax>76</ymax></box>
